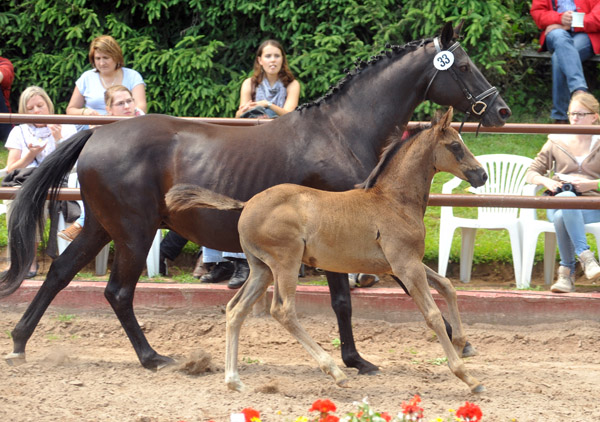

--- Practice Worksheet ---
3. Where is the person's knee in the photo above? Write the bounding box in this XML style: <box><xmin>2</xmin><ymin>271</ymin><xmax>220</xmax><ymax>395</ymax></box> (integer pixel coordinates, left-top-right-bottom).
<box><xmin>547</xmin><ymin>29</ymin><xmax>574</xmax><ymax>50</ymax></box>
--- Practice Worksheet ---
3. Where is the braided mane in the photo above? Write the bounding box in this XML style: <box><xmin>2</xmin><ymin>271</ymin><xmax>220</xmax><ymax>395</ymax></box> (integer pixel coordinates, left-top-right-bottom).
<box><xmin>297</xmin><ymin>38</ymin><xmax>432</xmax><ymax>111</ymax></box>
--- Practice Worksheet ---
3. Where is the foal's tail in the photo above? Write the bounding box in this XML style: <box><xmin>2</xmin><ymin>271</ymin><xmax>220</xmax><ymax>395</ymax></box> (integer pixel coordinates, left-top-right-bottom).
<box><xmin>165</xmin><ymin>184</ymin><xmax>245</xmax><ymax>213</ymax></box>
<box><xmin>0</xmin><ymin>129</ymin><xmax>95</xmax><ymax>297</ymax></box>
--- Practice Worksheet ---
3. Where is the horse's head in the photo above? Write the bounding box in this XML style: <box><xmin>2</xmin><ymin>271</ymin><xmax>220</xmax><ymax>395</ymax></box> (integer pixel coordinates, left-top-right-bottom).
<box><xmin>431</xmin><ymin>107</ymin><xmax>487</xmax><ymax>188</ymax></box>
<box><xmin>424</xmin><ymin>22</ymin><xmax>511</xmax><ymax>127</ymax></box>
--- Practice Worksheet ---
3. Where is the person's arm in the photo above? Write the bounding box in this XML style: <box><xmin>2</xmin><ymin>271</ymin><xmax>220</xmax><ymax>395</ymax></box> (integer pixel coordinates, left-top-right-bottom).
<box><xmin>235</xmin><ymin>79</ymin><xmax>254</xmax><ymax>118</ymax></box>
<box><xmin>580</xmin><ymin>1</ymin><xmax>600</xmax><ymax>33</ymax></box>
<box><xmin>530</xmin><ymin>0</ymin><xmax>562</xmax><ymax>30</ymax></box>
<box><xmin>6</xmin><ymin>147</ymin><xmax>43</xmax><ymax>172</ymax></box>
<box><xmin>0</xmin><ymin>58</ymin><xmax>14</xmax><ymax>89</ymax></box>
<box><xmin>131</xmin><ymin>84</ymin><xmax>147</xmax><ymax>113</ymax></box>
<box><xmin>66</xmin><ymin>86</ymin><xmax>99</xmax><ymax>116</ymax></box>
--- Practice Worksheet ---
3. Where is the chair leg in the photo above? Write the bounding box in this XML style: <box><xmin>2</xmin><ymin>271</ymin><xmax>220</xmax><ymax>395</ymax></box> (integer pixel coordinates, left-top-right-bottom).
<box><xmin>95</xmin><ymin>244</ymin><xmax>110</xmax><ymax>276</ymax></box>
<box><xmin>520</xmin><ymin>231</ymin><xmax>540</xmax><ymax>289</ymax></box>
<box><xmin>459</xmin><ymin>228</ymin><xmax>477</xmax><ymax>283</ymax></box>
<box><xmin>543</xmin><ymin>232</ymin><xmax>557</xmax><ymax>285</ymax></box>
<box><xmin>438</xmin><ymin>224</ymin><xmax>456</xmax><ymax>277</ymax></box>
<box><xmin>145</xmin><ymin>230</ymin><xmax>162</xmax><ymax>277</ymax></box>
<box><xmin>508</xmin><ymin>227</ymin><xmax>523</xmax><ymax>285</ymax></box>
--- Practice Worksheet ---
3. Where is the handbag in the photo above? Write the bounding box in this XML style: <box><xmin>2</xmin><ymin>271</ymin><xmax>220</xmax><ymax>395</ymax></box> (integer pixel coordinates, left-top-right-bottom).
<box><xmin>1</xmin><ymin>167</ymin><xmax>37</xmax><ymax>187</ymax></box>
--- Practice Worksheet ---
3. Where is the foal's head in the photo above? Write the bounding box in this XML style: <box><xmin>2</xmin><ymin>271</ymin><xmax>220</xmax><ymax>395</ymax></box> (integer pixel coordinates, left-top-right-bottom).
<box><xmin>430</xmin><ymin>108</ymin><xmax>487</xmax><ymax>188</ymax></box>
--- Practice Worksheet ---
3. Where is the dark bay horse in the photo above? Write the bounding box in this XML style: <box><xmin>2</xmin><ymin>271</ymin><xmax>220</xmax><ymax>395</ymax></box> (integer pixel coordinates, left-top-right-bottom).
<box><xmin>0</xmin><ymin>23</ymin><xmax>510</xmax><ymax>373</ymax></box>
<box><xmin>166</xmin><ymin>108</ymin><xmax>487</xmax><ymax>392</ymax></box>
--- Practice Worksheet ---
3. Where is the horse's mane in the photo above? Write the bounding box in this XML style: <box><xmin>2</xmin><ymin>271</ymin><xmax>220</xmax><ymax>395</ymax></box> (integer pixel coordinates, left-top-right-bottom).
<box><xmin>297</xmin><ymin>38</ymin><xmax>432</xmax><ymax>111</ymax></box>
<box><xmin>357</xmin><ymin>124</ymin><xmax>430</xmax><ymax>190</ymax></box>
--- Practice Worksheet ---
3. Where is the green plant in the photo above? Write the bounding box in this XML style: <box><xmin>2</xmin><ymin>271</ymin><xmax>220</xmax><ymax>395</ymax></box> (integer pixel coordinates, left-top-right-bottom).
<box><xmin>56</xmin><ymin>313</ymin><xmax>76</xmax><ymax>322</ymax></box>
<box><xmin>331</xmin><ymin>338</ymin><xmax>341</xmax><ymax>349</ymax></box>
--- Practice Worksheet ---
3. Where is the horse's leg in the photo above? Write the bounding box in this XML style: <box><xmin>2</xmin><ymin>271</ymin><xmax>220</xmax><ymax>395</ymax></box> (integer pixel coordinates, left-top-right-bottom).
<box><xmin>272</xmin><ymin>267</ymin><xmax>348</xmax><ymax>387</ymax></box>
<box><xmin>423</xmin><ymin>265</ymin><xmax>476</xmax><ymax>357</ymax></box>
<box><xmin>104</xmin><ymin>230</ymin><xmax>174</xmax><ymax>370</ymax></box>
<box><xmin>6</xmin><ymin>217</ymin><xmax>110</xmax><ymax>365</ymax></box>
<box><xmin>326</xmin><ymin>271</ymin><xmax>380</xmax><ymax>375</ymax></box>
<box><xmin>391</xmin><ymin>261</ymin><xmax>483</xmax><ymax>393</ymax></box>
<box><xmin>225</xmin><ymin>253</ymin><xmax>272</xmax><ymax>392</ymax></box>
<box><xmin>391</xmin><ymin>267</ymin><xmax>476</xmax><ymax>358</ymax></box>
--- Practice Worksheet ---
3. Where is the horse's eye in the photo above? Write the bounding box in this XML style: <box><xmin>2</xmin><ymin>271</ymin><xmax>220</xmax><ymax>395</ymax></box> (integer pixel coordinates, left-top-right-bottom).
<box><xmin>450</xmin><ymin>142</ymin><xmax>462</xmax><ymax>152</ymax></box>
<box><xmin>459</xmin><ymin>64</ymin><xmax>469</xmax><ymax>72</ymax></box>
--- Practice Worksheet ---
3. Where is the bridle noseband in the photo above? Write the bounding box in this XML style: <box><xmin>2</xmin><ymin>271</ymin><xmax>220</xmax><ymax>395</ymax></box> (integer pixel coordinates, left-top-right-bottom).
<box><xmin>424</xmin><ymin>37</ymin><xmax>500</xmax><ymax>134</ymax></box>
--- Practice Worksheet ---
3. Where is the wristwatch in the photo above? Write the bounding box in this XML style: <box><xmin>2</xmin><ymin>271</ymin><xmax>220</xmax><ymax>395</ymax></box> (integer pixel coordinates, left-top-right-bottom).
<box><xmin>266</xmin><ymin>101</ymin><xmax>272</xmax><ymax>109</ymax></box>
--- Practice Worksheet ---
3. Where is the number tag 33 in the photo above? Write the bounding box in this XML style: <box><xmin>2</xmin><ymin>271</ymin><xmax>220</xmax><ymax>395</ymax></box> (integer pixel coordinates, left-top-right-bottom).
<box><xmin>433</xmin><ymin>51</ymin><xmax>454</xmax><ymax>71</ymax></box>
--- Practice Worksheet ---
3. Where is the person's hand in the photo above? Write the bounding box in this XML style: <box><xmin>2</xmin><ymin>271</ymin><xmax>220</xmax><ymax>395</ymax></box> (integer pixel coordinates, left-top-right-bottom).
<box><xmin>545</xmin><ymin>23</ymin><xmax>569</xmax><ymax>35</ymax></box>
<box><xmin>48</xmin><ymin>124</ymin><xmax>62</xmax><ymax>141</ymax></box>
<box><xmin>561</xmin><ymin>11</ymin><xmax>573</xmax><ymax>27</ymax></box>
<box><xmin>238</xmin><ymin>101</ymin><xmax>258</xmax><ymax>114</ymax></box>
<box><xmin>569</xmin><ymin>176</ymin><xmax>597</xmax><ymax>193</ymax></box>
<box><xmin>82</xmin><ymin>108</ymin><xmax>100</xmax><ymax>116</ymax></box>
<box><xmin>26</xmin><ymin>141</ymin><xmax>47</xmax><ymax>156</ymax></box>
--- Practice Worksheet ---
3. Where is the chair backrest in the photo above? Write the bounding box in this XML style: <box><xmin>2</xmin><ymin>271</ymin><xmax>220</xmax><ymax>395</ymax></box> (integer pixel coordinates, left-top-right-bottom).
<box><xmin>441</xmin><ymin>154</ymin><xmax>533</xmax><ymax>220</ymax></box>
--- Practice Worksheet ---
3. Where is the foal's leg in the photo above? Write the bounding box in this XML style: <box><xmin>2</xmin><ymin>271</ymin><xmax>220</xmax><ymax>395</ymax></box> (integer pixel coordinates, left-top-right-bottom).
<box><xmin>6</xmin><ymin>217</ymin><xmax>110</xmax><ymax>365</ymax></box>
<box><xmin>273</xmin><ymin>268</ymin><xmax>348</xmax><ymax>387</ymax></box>
<box><xmin>326</xmin><ymin>271</ymin><xmax>380</xmax><ymax>375</ymax></box>
<box><xmin>225</xmin><ymin>254</ymin><xmax>273</xmax><ymax>392</ymax></box>
<box><xmin>392</xmin><ymin>261</ymin><xmax>483</xmax><ymax>393</ymax></box>
<box><xmin>423</xmin><ymin>265</ymin><xmax>476</xmax><ymax>357</ymax></box>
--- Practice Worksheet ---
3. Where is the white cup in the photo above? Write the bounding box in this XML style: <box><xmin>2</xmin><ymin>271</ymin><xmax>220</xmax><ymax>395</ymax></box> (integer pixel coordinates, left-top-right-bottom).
<box><xmin>572</xmin><ymin>12</ymin><xmax>585</xmax><ymax>28</ymax></box>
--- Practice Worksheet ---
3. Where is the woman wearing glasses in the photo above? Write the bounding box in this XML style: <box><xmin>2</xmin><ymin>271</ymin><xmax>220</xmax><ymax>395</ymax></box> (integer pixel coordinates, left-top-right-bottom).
<box><xmin>59</xmin><ymin>85</ymin><xmax>144</xmax><ymax>242</ymax></box>
<box><xmin>526</xmin><ymin>91</ymin><xmax>600</xmax><ymax>293</ymax></box>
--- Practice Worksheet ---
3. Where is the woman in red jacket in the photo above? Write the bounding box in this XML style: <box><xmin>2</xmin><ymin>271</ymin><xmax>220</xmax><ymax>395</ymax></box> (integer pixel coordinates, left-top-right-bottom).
<box><xmin>530</xmin><ymin>0</ymin><xmax>600</xmax><ymax>122</ymax></box>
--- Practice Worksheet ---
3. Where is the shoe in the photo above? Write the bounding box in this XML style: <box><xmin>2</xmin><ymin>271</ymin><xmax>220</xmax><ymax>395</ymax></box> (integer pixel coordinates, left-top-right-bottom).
<box><xmin>551</xmin><ymin>266</ymin><xmax>575</xmax><ymax>293</ymax></box>
<box><xmin>199</xmin><ymin>262</ymin><xmax>234</xmax><ymax>283</ymax></box>
<box><xmin>26</xmin><ymin>262</ymin><xmax>38</xmax><ymax>279</ymax></box>
<box><xmin>58</xmin><ymin>222</ymin><xmax>82</xmax><ymax>242</ymax></box>
<box><xmin>579</xmin><ymin>249</ymin><xmax>600</xmax><ymax>280</ymax></box>
<box><xmin>159</xmin><ymin>252</ymin><xmax>168</xmax><ymax>276</ymax></box>
<box><xmin>227</xmin><ymin>258</ymin><xmax>249</xmax><ymax>289</ymax></box>
<box><xmin>357</xmin><ymin>273</ymin><xmax>380</xmax><ymax>288</ymax></box>
<box><xmin>192</xmin><ymin>256</ymin><xmax>209</xmax><ymax>279</ymax></box>
<box><xmin>348</xmin><ymin>273</ymin><xmax>358</xmax><ymax>289</ymax></box>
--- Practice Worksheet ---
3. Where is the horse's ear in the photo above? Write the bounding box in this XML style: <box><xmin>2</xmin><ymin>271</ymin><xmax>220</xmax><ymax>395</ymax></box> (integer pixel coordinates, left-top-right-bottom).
<box><xmin>440</xmin><ymin>22</ymin><xmax>454</xmax><ymax>48</ymax></box>
<box><xmin>434</xmin><ymin>107</ymin><xmax>454</xmax><ymax>130</ymax></box>
<box><xmin>454</xmin><ymin>19</ymin><xmax>465</xmax><ymax>39</ymax></box>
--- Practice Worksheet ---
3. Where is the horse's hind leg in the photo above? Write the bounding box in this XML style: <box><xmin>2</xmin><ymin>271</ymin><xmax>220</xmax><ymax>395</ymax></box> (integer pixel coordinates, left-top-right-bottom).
<box><xmin>6</xmin><ymin>217</ymin><xmax>110</xmax><ymax>365</ymax></box>
<box><xmin>326</xmin><ymin>271</ymin><xmax>379</xmax><ymax>375</ymax></box>
<box><xmin>423</xmin><ymin>265</ymin><xmax>476</xmax><ymax>357</ymax></box>
<box><xmin>225</xmin><ymin>253</ymin><xmax>273</xmax><ymax>392</ymax></box>
<box><xmin>273</xmin><ymin>268</ymin><xmax>348</xmax><ymax>387</ymax></box>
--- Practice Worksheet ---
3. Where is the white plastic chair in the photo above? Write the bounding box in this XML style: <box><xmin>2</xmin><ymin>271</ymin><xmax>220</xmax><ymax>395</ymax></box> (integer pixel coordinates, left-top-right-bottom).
<box><xmin>438</xmin><ymin>154</ymin><xmax>533</xmax><ymax>283</ymax></box>
<box><xmin>57</xmin><ymin>173</ymin><xmax>162</xmax><ymax>277</ymax></box>
<box><xmin>519</xmin><ymin>183</ymin><xmax>600</xmax><ymax>288</ymax></box>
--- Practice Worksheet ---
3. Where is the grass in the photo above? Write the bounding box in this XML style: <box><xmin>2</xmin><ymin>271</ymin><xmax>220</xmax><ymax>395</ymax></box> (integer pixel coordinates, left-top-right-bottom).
<box><xmin>0</xmin><ymin>128</ymin><xmax>568</xmax><ymax>272</ymax></box>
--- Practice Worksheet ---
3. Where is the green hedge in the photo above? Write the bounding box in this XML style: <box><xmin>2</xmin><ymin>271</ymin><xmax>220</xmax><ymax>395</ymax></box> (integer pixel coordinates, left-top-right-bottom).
<box><xmin>0</xmin><ymin>0</ymin><xmax>563</xmax><ymax>120</ymax></box>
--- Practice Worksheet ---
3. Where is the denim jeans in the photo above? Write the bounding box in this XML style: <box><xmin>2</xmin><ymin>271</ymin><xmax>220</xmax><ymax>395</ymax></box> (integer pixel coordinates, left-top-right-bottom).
<box><xmin>546</xmin><ymin>191</ymin><xmax>600</xmax><ymax>271</ymax></box>
<box><xmin>202</xmin><ymin>247</ymin><xmax>245</xmax><ymax>263</ymax></box>
<box><xmin>545</xmin><ymin>29</ymin><xmax>594</xmax><ymax>120</ymax></box>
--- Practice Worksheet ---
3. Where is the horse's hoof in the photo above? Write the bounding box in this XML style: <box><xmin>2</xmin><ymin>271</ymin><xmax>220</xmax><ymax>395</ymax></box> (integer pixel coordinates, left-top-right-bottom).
<box><xmin>356</xmin><ymin>363</ymin><xmax>380</xmax><ymax>375</ymax></box>
<box><xmin>143</xmin><ymin>355</ymin><xmax>175</xmax><ymax>371</ymax></box>
<box><xmin>462</xmin><ymin>343</ymin><xmax>478</xmax><ymax>358</ymax></box>
<box><xmin>5</xmin><ymin>352</ymin><xmax>26</xmax><ymax>366</ymax></box>
<box><xmin>336</xmin><ymin>378</ymin><xmax>351</xmax><ymax>388</ymax></box>
<box><xmin>471</xmin><ymin>383</ymin><xmax>486</xmax><ymax>394</ymax></box>
<box><xmin>226</xmin><ymin>380</ymin><xmax>246</xmax><ymax>392</ymax></box>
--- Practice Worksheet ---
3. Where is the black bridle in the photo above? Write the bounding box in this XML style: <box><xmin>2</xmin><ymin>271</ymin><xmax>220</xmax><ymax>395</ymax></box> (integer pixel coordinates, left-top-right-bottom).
<box><xmin>424</xmin><ymin>38</ymin><xmax>500</xmax><ymax>134</ymax></box>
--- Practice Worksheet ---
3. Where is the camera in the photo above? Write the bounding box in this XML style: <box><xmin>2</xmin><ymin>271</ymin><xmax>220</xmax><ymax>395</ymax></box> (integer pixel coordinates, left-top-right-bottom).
<box><xmin>543</xmin><ymin>182</ymin><xmax>580</xmax><ymax>196</ymax></box>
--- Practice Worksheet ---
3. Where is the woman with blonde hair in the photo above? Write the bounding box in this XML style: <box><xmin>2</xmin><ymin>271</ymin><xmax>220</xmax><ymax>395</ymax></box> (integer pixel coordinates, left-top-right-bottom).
<box><xmin>526</xmin><ymin>91</ymin><xmax>600</xmax><ymax>293</ymax></box>
<box><xmin>66</xmin><ymin>35</ymin><xmax>146</xmax><ymax>117</ymax></box>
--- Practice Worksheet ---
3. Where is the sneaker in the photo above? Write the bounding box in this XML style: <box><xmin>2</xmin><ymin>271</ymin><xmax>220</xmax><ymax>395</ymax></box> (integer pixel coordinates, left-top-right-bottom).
<box><xmin>551</xmin><ymin>266</ymin><xmax>575</xmax><ymax>293</ymax></box>
<box><xmin>192</xmin><ymin>256</ymin><xmax>208</xmax><ymax>279</ymax></box>
<box><xmin>579</xmin><ymin>249</ymin><xmax>600</xmax><ymax>280</ymax></box>
<box><xmin>58</xmin><ymin>222</ymin><xmax>82</xmax><ymax>242</ymax></box>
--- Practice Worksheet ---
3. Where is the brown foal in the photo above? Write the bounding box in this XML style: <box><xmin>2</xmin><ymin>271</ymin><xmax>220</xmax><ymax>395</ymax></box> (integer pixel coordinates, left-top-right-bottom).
<box><xmin>166</xmin><ymin>108</ymin><xmax>488</xmax><ymax>393</ymax></box>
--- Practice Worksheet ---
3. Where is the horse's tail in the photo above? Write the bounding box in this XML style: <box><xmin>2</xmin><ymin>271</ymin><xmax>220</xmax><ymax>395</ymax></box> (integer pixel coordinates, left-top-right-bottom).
<box><xmin>0</xmin><ymin>129</ymin><xmax>95</xmax><ymax>298</ymax></box>
<box><xmin>165</xmin><ymin>184</ymin><xmax>245</xmax><ymax>213</ymax></box>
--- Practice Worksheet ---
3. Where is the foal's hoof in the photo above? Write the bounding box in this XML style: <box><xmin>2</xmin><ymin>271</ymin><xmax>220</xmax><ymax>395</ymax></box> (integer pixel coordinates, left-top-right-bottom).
<box><xmin>471</xmin><ymin>383</ymin><xmax>486</xmax><ymax>394</ymax></box>
<box><xmin>356</xmin><ymin>361</ymin><xmax>380</xmax><ymax>376</ymax></box>
<box><xmin>5</xmin><ymin>352</ymin><xmax>26</xmax><ymax>366</ymax></box>
<box><xmin>226</xmin><ymin>378</ymin><xmax>246</xmax><ymax>392</ymax></box>
<box><xmin>336</xmin><ymin>378</ymin><xmax>351</xmax><ymax>388</ymax></box>
<box><xmin>143</xmin><ymin>354</ymin><xmax>176</xmax><ymax>371</ymax></box>
<box><xmin>461</xmin><ymin>342</ymin><xmax>478</xmax><ymax>358</ymax></box>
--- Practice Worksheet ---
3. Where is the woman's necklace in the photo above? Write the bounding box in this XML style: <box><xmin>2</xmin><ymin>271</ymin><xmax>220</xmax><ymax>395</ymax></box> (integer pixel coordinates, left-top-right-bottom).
<box><xmin>100</xmin><ymin>71</ymin><xmax>118</xmax><ymax>88</ymax></box>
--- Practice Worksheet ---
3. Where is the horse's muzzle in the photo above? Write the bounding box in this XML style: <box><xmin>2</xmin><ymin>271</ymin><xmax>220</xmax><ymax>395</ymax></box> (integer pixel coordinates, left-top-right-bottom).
<box><xmin>465</xmin><ymin>168</ymin><xmax>488</xmax><ymax>188</ymax></box>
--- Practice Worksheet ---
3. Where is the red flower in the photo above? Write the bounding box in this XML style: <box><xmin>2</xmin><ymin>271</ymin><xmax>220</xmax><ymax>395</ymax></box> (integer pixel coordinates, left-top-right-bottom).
<box><xmin>241</xmin><ymin>407</ymin><xmax>261</xmax><ymax>422</ymax></box>
<box><xmin>456</xmin><ymin>401</ymin><xmax>482</xmax><ymax>422</ymax></box>
<box><xmin>380</xmin><ymin>412</ymin><xmax>392</xmax><ymax>422</ymax></box>
<box><xmin>320</xmin><ymin>415</ymin><xmax>340</xmax><ymax>422</ymax></box>
<box><xmin>401</xmin><ymin>395</ymin><xmax>424</xmax><ymax>418</ymax></box>
<box><xmin>309</xmin><ymin>399</ymin><xmax>337</xmax><ymax>414</ymax></box>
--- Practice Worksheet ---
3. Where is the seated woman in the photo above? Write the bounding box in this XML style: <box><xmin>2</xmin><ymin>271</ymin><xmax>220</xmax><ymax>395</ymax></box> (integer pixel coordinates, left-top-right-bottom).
<box><xmin>3</xmin><ymin>86</ymin><xmax>77</xmax><ymax>276</ymax></box>
<box><xmin>525</xmin><ymin>91</ymin><xmax>600</xmax><ymax>293</ymax></box>
<box><xmin>59</xmin><ymin>85</ymin><xmax>144</xmax><ymax>241</ymax></box>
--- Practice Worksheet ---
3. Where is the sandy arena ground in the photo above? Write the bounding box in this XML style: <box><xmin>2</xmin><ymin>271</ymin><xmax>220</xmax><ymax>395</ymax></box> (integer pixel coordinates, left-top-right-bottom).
<box><xmin>0</xmin><ymin>301</ymin><xmax>599</xmax><ymax>422</ymax></box>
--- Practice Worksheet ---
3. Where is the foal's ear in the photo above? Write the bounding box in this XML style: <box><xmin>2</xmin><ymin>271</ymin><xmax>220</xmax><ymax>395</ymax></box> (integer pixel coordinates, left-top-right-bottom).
<box><xmin>434</xmin><ymin>107</ymin><xmax>454</xmax><ymax>130</ymax></box>
<box><xmin>454</xmin><ymin>19</ymin><xmax>465</xmax><ymax>39</ymax></box>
